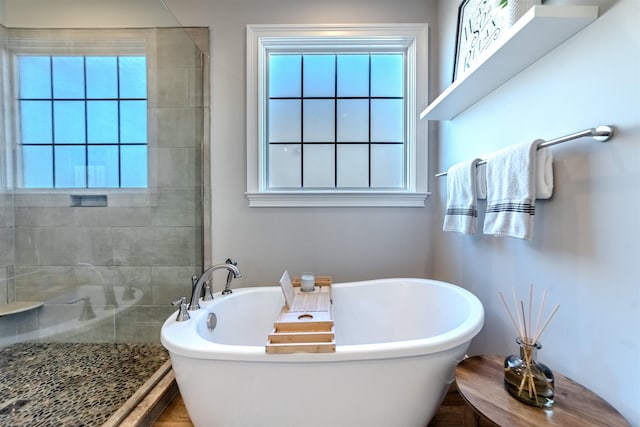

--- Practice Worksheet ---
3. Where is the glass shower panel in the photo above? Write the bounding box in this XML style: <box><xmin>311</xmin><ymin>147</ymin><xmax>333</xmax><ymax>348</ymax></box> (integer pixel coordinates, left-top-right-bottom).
<box><xmin>0</xmin><ymin>19</ymin><xmax>16</xmax><ymax>309</ymax></box>
<box><xmin>0</xmin><ymin>1</ymin><xmax>208</xmax><ymax>346</ymax></box>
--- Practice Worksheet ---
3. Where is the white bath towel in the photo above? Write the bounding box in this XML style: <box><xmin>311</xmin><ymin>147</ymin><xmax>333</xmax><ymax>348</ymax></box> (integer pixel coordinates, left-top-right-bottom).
<box><xmin>443</xmin><ymin>158</ymin><xmax>482</xmax><ymax>235</ymax></box>
<box><xmin>483</xmin><ymin>139</ymin><xmax>552</xmax><ymax>240</ymax></box>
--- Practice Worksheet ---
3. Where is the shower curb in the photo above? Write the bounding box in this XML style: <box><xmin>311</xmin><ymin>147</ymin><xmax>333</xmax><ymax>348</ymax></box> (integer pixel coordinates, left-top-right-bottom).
<box><xmin>103</xmin><ymin>360</ymin><xmax>178</xmax><ymax>427</ymax></box>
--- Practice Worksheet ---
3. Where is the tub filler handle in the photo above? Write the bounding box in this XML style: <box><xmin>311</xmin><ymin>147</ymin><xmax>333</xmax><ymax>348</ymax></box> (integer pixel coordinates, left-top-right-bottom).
<box><xmin>222</xmin><ymin>258</ymin><xmax>238</xmax><ymax>295</ymax></box>
<box><xmin>172</xmin><ymin>297</ymin><xmax>190</xmax><ymax>322</ymax></box>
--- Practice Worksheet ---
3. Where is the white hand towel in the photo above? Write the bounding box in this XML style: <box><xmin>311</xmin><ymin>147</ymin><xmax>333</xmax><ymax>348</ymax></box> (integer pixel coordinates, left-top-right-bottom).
<box><xmin>483</xmin><ymin>139</ymin><xmax>549</xmax><ymax>240</ymax></box>
<box><xmin>535</xmin><ymin>148</ymin><xmax>554</xmax><ymax>199</ymax></box>
<box><xmin>443</xmin><ymin>158</ymin><xmax>482</xmax><ymax>234</ymax></box>
<box><xmin>473</xmin><ymin>152</ymin><xmax>551</xmax><ymax>200</ymax></box>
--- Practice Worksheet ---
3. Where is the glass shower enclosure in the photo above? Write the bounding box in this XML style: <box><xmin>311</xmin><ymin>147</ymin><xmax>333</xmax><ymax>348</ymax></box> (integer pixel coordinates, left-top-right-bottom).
<box><xmin>0</xmin><ymin>0</ymin><xmax>209</xmax><ymax>345</ymax></box>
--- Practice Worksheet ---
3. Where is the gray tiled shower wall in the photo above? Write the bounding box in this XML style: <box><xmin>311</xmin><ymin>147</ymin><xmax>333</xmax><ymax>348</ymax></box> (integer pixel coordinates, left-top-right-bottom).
<box><xmin>0</xmin><ymin>27</ymin><xmax>210</xmax><ymax>346</ymax></box>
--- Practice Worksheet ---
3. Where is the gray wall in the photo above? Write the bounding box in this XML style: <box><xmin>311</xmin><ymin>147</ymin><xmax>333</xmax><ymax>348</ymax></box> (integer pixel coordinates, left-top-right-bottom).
<box><xmin>164</xmin><ymin>0</ymin><xmax>439</xmax><ymax>286</ymax></box>
<box><xmin>433</xmin><ymin>0</ymin><xmax>639</xmax><ymax>424</ymax></box>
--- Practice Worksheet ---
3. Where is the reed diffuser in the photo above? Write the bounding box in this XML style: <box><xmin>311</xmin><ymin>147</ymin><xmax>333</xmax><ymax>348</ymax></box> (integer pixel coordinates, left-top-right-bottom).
<box><xmin>500</xmin><ymin>285</ymin><xmax>559</xmax><ymax>408</ymax></box>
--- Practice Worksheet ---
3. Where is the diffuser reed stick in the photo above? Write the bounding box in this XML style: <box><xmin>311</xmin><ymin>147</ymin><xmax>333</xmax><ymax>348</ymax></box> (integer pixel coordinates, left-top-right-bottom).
<box><xmin>499</xmin><ymin>286</ymin><xmax>559</xmax><ymax>348</ymax></box>
<box><xmin>500</xmin><ymin>285</ymin><xmax>559</xmax><ymax>407</ymax></box>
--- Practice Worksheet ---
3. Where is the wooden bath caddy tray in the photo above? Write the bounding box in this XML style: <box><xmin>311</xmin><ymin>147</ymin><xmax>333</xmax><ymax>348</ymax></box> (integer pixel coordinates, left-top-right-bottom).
<box><xmin>266</xmin><ymin>276</ymin><xmax>335</xmax><ymax>354</ymax></box>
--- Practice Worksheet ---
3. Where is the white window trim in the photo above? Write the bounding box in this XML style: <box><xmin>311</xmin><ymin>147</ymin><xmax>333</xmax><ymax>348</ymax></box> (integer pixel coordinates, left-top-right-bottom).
<box><xmin>246</xmin><ymin>23</ymin><xmax>430</xmax><ymax>208</ymax></box>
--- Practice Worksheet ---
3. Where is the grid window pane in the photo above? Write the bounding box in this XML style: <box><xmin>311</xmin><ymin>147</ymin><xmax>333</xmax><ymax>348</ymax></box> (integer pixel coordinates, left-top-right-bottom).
<box><xmin>269</xmin><ymin>99</ymin><xmax>301</xmax><ymax>142</ymax></box>
<box><xmin>303</xmin><ymin>100</ymin><xmax>334</xmax><ymax>142</ymax></box>
<box><xmin>18</xmin><ymin>55</ymin><xmax>148</xmax><ymax>189</ymax></box>
<box><xmin>87</xmin><ymin>101</ymin><xmax>118</xmax><ymax>143</ymax></box>
<box><xmin>371</xmin><ymin>54</ymin><xmax>404</xmax><ymax>97</ymax></box>
<box><xmin>303</xmin><ymin>144</ymin><xmax>335</xmax><ymax>188</ymax></box>
<box><xmin>337</xmin><ymin>99</ymin><xmax>369</xmax><ymax>142</ymax></box>
<box><xmin>269</xmin><ymin>55</ymin><xmax>301</xmax><ymax>98</ymax></box>
<box><xmin>54</xmin><ymin>101</ymin><xmax>85</xmax><ymax>143</ymax></box>
<box><xmin>265</xmin><ymin>49</ymin><xmax>406</xmax><ymax>191</ymax></box>
<box><xmin>269</xmin><ymin>144</ymin><xmax>301</xmax><ymax>188</ymax></box>
<box><xmin>52</xmin><ymin>56</ymin><xmax>85</xmax><ymax>99</ymax></box>
<box><xmin>55</xmin><ymin>145</ymin><xmax>86</xmax><ymax>188</ymax></box>
<box><xmin>121</xmin><ymin>145</ymin><xmax>148</xmax><ymax>188</ymax></box>
<box><xmin>88</xmin><ymin>146</ymin><xmax>119</xmax><ymax>187</ymax></box>
<box><xmin>119</xmin><ymin>56</ymin><xmax>147</xmax><ymax>98</ymax></box>
<box><xmin>22</xmin><ymin>146</ymin><xmax>53</xmax><ymax>188</ymax></box>
<box><xmin>371</xmin><ymin>144</ymin><xmax>404</xmax><ymax>188</ymax></box>
<box><xmin>86</xmin><ymin>56</ymin><xmax>118</xmax><ymax>99</ymax></box>
<box><xmin>303</xmin><ymin>55</ymin><xmax>335</xmax><ymax>97</ymax></box>
<box><xmin>19</xmin><ymin>56</ymin><xmax>51</xmax><ymax>98</ymax></box>
<box><xmin>371</xmin><ymin>99</ymin><xmax>403</xmax><ymax>142</ymax></box>
<box><xmin>20</xmin><ymin>101</ymin><xmax>52</xmax><ymax>143</ymax></box>
<box><xmin>337</xmin><ymin>144</ymin><xmax>369</xmax><ymax>188</ymax></box>
<box><xmin>120</xmin><ymin>100</ymin><xmax>147</xmax><ymax>143</ymax></box>
<box><xmin>337</xmin><ymin>55</ymin><xmax>369</xmax><ymax>97</ymax></box>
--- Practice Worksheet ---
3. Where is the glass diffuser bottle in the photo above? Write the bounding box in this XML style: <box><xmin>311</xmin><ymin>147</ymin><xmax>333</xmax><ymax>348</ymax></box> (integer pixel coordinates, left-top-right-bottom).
<box><xmin>504</xmin><ymin>337</ymin><xmax>555</xmax><ymax>408</ymax></box>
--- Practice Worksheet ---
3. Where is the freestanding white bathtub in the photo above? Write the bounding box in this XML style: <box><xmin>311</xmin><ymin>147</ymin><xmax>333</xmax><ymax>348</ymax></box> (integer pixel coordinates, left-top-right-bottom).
<box><xmin>161</xmin><ymin>278</ymin><xmax>484</xmax><ymax>427</ymax></box>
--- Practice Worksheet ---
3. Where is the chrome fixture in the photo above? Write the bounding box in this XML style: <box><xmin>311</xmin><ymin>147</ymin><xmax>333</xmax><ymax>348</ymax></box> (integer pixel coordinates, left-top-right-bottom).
<box><xmin>172</xmin><ymin>296</ymin><xmax>190</xmax><ymax>322</ymax></box>
<box><xmin>207</xmin><ymin>312</ymin><xmax>217</xmax><ymax>331</ymax></box>
<box><xmin>435</xmin><ymin>125</ymin><xmax>616</xmax><ymax>177</ymax></box>
<box><xmin>222</xmin><ymin>259</ymin><xmax>238</xmax><ymax>295</ymax></box>
<box><xmin>189</xmin><ymin>263</ymin><xmax>242</xmax><ymax>311</ymax></box>
<box><xmin>203</xmin><ymin>280</ymin><xmax>214</xmax><ymax>301</ymax></box>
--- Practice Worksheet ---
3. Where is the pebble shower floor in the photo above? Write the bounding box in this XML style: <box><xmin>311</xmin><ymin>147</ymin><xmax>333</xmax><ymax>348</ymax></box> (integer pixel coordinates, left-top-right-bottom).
<box><xmin>0</xmin><ymin>343</ymin><xmax>168</xmax><ymax>426</ymax></box>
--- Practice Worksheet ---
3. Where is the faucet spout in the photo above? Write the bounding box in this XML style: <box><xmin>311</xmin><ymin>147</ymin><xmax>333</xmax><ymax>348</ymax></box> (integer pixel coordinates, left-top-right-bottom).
<box><xmin>188</xmin><ymin>263</ymin><xmax>242</xmax><ymax>310</ymax></box>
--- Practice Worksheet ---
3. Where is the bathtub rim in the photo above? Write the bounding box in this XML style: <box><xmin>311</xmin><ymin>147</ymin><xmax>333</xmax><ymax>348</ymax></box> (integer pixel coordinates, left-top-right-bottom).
<box><xmin>160</xmin><ymin>278</ymin><xmax>484</xmax><ymax>363</ymax></box>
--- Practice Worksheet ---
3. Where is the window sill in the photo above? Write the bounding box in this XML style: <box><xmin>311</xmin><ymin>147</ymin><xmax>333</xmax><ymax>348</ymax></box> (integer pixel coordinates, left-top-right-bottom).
<box><xmin>246</xmin><ymin>191</ymin><xmax>430</xmax><ymax>207</ymax></box>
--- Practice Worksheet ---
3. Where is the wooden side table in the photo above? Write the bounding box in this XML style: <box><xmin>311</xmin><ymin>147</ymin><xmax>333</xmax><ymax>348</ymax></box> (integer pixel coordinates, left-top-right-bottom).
<box><xmin>455</xmin><ymin>355</ymin><xmax>629</xmax><ymax>426</ymax></box>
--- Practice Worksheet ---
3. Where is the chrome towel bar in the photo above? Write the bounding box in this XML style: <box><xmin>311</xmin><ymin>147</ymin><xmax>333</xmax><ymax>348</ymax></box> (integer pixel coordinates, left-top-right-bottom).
<box><xmin>435</xmin><ymin>125</ymin><xmax>615</xmax><ymax>177</ymax></box>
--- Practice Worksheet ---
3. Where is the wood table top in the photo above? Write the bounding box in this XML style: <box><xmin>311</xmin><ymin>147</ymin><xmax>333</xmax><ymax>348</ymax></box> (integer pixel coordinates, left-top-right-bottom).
<box><xmin>455</xmin><ymin>355</ymin><xmax>629</xmax><ymax>427</ymax></box>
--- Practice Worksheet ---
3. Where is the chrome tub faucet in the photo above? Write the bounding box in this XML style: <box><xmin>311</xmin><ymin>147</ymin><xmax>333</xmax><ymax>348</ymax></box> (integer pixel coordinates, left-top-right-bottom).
<box><xmin>188</xmin><ymin>262</ymin><xmax>242</xmax><ymax>311</ymax></box>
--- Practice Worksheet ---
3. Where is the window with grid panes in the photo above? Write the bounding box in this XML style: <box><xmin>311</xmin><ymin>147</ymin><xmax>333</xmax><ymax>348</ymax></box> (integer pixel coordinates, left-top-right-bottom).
<box><xmin>17</xmin><ymin>55</ymin><xmax>147</xmax><ymax>188</ymax></box>
<box><xmin>246</xmin><ymin>24</ymin><xmax>429</xmax><ymax>207</ymax></box>
<box><xmin>268</xmin><ymin>52</ymin><xmax>405</xmax><ymax>189</ymax></box>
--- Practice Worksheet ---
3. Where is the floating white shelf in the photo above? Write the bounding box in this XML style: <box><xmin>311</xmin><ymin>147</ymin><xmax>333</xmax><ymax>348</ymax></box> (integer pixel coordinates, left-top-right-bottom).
<box><xmin>420</xmin><ymin>5</ymin><xmax>599</xmax><ymax>121</ymax></box>
<box><xmin>0</xmin><ymin>301</ymin><xmax>44</xmax><ymax>317</ymax></box>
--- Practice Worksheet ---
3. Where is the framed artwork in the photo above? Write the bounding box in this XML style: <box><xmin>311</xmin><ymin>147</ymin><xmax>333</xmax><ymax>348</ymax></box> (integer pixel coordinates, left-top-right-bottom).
<box><xmin>452</xmin><ymin>0</ymin><xmax>506</xmax><ymax>81</ymax></box>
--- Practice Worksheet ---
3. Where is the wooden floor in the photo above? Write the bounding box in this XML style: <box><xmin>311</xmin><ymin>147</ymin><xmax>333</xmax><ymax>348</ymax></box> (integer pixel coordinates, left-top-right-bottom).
<box><xmin>153</xmin><ymin>383</ymin><xmax>482</xmax><ymax>426</ymax></box>
<box><xmin>153</xmin><ymin>390</ymin><xmax>194</xmax><ymax>427</ymax></box>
